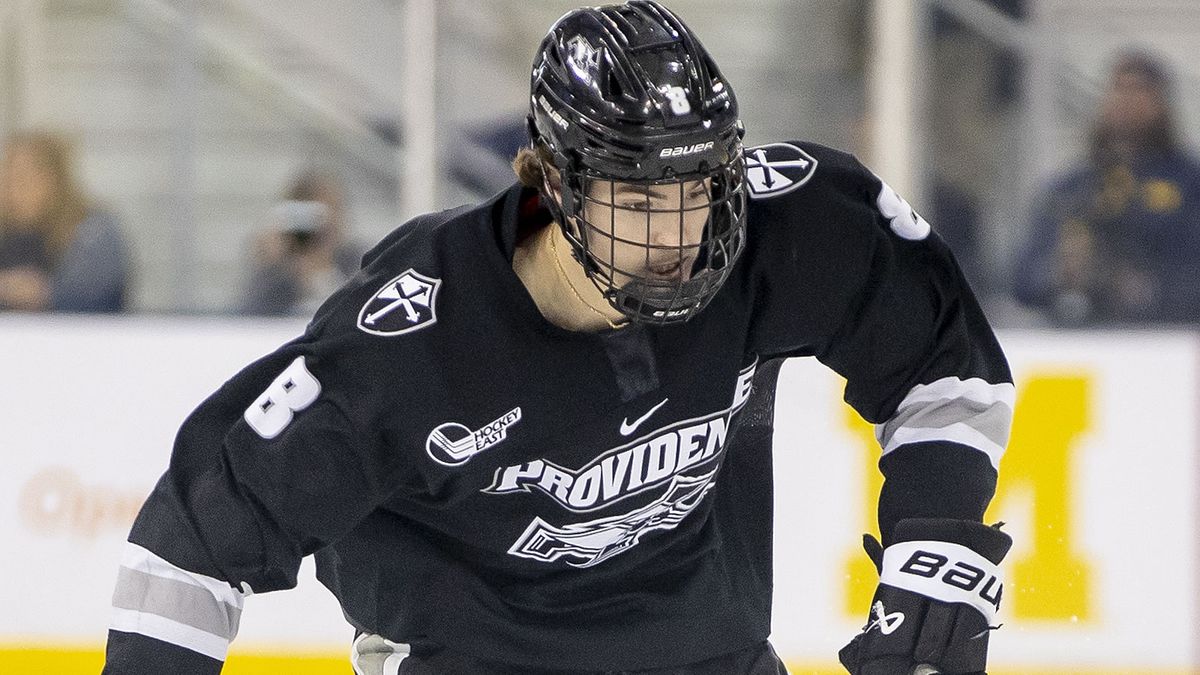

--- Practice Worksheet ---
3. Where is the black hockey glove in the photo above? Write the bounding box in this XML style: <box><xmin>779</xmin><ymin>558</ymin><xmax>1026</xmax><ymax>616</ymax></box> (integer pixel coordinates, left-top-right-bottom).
<box><xmin>839</xmin><ymin>518</ymin><xmax>1012</xmax><ymax>675</ymax></box>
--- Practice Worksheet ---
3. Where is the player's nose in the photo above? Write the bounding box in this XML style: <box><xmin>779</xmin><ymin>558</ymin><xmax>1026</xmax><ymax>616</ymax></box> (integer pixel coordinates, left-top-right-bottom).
<box><xmin>649</xmin><ymin>215</ymin><xmax>704</xmax><ymax>248</ymax></box>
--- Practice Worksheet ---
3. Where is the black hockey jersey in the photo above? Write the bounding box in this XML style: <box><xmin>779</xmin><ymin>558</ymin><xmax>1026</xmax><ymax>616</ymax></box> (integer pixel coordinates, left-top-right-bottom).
<box><xmin>103</xmin><ymin>142</ymin><xmax>1013</xmax><ymax>673</ymax></box>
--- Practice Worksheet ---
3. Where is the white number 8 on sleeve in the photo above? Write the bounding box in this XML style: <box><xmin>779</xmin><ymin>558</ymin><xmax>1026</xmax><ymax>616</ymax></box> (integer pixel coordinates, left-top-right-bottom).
<box><xmin>244</xmin><ymin>356</ymin><xmax>322</xmax><ymax>439</ymax></box>
<box><xmin>876</xmin><ymin>178</ymin><xmax>931</xmax><ymax>241</ymax></box>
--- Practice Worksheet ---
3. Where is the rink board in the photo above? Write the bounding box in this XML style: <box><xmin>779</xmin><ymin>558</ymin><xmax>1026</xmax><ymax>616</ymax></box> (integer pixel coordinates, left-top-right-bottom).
<box><xmin>0</xmin><ymin>316</ymin><xmax>1195</xmax><ymax>672</ymax></box>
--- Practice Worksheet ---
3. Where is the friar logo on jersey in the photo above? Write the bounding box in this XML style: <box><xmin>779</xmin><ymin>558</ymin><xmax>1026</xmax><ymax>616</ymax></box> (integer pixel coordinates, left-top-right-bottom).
<box><xmin>357</xmin><ymin>269</ymin><xmax>441</xmax><ymax>336</ymax></box>
<box><xmin>487</xmin><ymin>361</ymin><xmax>756</xmax><ymax>567</ymax></box>
<box><xmin>509</xmin><ymin>469</ymin><xmax>718</xmax><ymax>568</ymax></box>
<box><xmin>744</xmin><ymin>142</ymin><xmax>819</xmax><ymax>199</ymax></box>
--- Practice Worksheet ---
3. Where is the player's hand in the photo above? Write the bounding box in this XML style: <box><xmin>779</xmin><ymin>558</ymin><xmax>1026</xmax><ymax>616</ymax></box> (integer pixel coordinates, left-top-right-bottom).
<box><xmin>838</xmin><ymin>518</ymin><xmax>1012</xmax><ymax>675</ymax></box>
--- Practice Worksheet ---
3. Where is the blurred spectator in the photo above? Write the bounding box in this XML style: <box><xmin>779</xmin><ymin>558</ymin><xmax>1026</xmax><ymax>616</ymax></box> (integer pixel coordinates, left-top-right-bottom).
<box><xmin>1014</xmin><ymin>51</ymin><xmax>1200</xmax><ymax>325</ymax></box>
<box><xmin>241</xmin><ymin>169</ymin><xmax>362</xmax><ymax>316</ymax></box>
<box><xmin>0</xmin><ymin>131</ymin><xmax>129</xmax><ymax>312</ymax></box>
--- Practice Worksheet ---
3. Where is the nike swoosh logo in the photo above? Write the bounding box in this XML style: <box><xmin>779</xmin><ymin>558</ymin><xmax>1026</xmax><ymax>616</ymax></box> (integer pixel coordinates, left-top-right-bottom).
<box><xmin>619</xmin><ymin>398</ymin><xmax>669</xmax><ymax>436</ymax></box>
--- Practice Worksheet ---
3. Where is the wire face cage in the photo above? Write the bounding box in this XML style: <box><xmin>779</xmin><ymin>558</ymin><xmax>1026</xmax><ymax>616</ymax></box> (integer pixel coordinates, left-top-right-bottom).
<box><xmin>552</xmin><ymin>152</ymin><xmax>748</xmax><ymax>325</ymax></box>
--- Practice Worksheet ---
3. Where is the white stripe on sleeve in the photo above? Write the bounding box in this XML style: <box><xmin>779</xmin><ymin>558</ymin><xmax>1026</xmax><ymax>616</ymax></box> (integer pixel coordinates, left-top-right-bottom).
<box><xmin>110</xmin><ymin>542</ymin><xmax>250</xmax><ymax>660</ymax></box>
<box><xmin>120</xmin><ymin>543</ymin><xmax>251</xmax><ymax>607</ymax></box>
<box><xmin>876</xmin><ymin>377</ymin><xmax>1014</xmax><ymax>469</ymax></box>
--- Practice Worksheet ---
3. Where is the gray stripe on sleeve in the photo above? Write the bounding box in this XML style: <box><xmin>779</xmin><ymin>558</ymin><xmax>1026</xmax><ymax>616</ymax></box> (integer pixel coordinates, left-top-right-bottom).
<box><xmin>112</xmin><ymin>567</ymin><xmax>242</xmax><ymax>640</ymax></box>
<box><xmin>877</xmin><ymin>397</ymin><xmax>1013</xmax><ymax>453</ymax></box>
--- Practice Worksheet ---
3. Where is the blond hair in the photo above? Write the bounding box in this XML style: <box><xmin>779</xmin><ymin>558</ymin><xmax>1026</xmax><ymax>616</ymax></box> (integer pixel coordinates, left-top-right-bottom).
<box><xmin>511</xmin><ymin>143</ymin><xmax>560</xmax><ymax>192</ymax></box>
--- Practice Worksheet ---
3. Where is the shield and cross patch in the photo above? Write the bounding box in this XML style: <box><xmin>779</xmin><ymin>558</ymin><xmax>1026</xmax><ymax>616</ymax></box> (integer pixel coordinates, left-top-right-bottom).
<box><xmin>743</xmin><ymin>142</ymin><xmax>819</xmax><ymax>199</ymax></box>
<box><xmin>357</xmin><ymin>269</ymin><xmax>441</xmax><ymax>336</ymax></box>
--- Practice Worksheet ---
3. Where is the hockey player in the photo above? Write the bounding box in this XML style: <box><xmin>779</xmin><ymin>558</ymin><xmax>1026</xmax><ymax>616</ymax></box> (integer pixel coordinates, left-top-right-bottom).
<box><xmin>104</xmin><ymin>2</ymin><xmax>1013</xmax><ymax>674</ymax></box>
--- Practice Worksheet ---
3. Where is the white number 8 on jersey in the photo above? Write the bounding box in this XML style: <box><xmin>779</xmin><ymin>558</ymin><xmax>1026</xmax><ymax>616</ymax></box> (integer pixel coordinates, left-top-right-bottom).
<box><xmin>876</xmin><ymin>178</ymin><xmax>931</xmax><ymax>241</ymax></box>
<box><xmin>244</xmin><ymin>356</ymin><xmax>322</xmax><ymax>439</ymax></box>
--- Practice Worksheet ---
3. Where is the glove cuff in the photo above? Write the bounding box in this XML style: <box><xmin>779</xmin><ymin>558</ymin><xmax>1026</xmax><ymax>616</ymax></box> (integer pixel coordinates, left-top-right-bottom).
<box><xmin>881</xmin><ymin>539</ymin><xmax>1004</xmax><ymax>625</ymax></box>
<box><xmin>892</xmin><ymin>517</ymin><xmax>1013</xmax><ymax>565</ymax></box>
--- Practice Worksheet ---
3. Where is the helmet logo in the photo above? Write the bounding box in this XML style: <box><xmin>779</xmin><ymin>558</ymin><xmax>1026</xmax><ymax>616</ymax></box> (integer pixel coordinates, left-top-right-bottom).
<box><xmin>566</xmin><ymin>35</ymin><xmax>599</xmax><ymax>84</ymax></box>
<box><xmin>537</xmin><ymin>95</ymin><xmax>569</xmax><ymax>130</ymax></box>
<box><xmin>660</xmin><ymin>141</ymin><xmax>713</xmax><ymax>158</ymax></box>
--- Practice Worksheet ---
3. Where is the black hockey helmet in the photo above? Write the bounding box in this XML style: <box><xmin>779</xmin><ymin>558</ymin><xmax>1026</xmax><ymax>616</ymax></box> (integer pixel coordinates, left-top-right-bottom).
<box><xmin>529</xmin><ymin>0</ymin><xmax>747</xmax><ymax>325</ymax></box>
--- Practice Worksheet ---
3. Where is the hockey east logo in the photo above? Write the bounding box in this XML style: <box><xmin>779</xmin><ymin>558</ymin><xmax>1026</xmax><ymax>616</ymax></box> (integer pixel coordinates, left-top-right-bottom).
<box><xmin>486</xmin><ymin>362</ymin><xmax>756</xmax><ymax>567</ymax></box>
<box><xmin>426</xmin><ymin>407</ymin><xmax>522</xmax><ymax>466</ymax></box>
<box><xmin>357</xmin><ymin>269</ymin><xmax>441</xmax><ymax>336</ymax></box>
